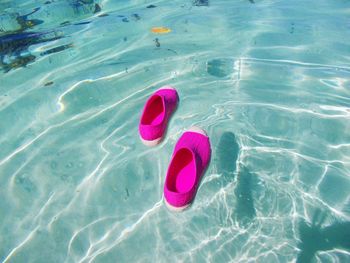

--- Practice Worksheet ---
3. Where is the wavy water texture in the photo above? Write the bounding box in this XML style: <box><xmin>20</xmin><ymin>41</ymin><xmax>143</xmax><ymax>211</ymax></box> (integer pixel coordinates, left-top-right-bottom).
<box><xmin>1</xmin><ymin>0</ymin><xmax>350</xmax><ymax>262</ymax></box>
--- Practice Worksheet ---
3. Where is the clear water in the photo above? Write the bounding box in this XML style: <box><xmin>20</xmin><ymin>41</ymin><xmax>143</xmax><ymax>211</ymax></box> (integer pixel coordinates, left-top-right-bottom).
<box><xmin>1</xmin><ymin>0</ymin><xmax>350</xmax><ymax>262</ymax></box>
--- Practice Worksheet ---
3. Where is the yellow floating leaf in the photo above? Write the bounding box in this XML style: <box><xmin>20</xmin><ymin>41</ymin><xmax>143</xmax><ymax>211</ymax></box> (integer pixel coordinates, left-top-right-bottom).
<box><xmin>151</xmin><ymin>27</ymin><xmax>171</xmax><ymax>34</ymax></box>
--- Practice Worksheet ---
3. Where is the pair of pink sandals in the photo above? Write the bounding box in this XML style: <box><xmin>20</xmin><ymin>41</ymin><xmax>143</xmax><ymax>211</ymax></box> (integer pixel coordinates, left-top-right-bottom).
<box><xmin>139</xmin><ymin>86</ymin><xmax>211</xmax><ymax>211</ymax></box>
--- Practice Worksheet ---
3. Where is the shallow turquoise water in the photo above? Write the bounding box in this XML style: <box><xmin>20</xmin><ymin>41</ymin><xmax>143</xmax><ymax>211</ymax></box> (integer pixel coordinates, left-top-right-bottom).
<box><xmin>1</xmin><ymin>0</ymin><xmax>350</xmax><ymax>262</ymax></box>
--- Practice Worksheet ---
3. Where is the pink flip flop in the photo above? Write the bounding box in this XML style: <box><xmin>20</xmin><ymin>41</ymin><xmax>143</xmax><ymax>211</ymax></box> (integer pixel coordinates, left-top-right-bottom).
<box><xmin>164</xmin><ymin>127</ymin><xmax>211</xmax><ymax>211</ymax></box>
<box><xmin>139</xmin><ymin>86</ymin><xmax>178</xmax><ymax>146</ymax></box>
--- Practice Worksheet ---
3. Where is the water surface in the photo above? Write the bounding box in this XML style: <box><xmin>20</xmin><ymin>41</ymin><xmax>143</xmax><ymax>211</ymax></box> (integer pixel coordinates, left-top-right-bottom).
<box><xmin>1</xmin><ymin>0</ymin><xmax>350</xmax><ymax>262</ymax></box>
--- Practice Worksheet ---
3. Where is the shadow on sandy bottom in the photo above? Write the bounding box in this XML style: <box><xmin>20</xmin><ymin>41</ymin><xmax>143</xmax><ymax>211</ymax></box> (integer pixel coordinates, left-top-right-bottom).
<box><xmin>297</xmin><ymin>209</ymin><xmax>350</xmax><ymax>263</ymax></box>
<box><xmin>216</xmin><ymin>131</ymin><xmax>239</xmax><ymax>184</ymax></box>
<box><xmin>216</xmin><ymin>131</ymin><xmax>256</xmax><ymax>227</ymax></box>
<box><xmin>234</xmin><ymin>166</ymin><xmax>256</xmax><ymax>227</ymax></box>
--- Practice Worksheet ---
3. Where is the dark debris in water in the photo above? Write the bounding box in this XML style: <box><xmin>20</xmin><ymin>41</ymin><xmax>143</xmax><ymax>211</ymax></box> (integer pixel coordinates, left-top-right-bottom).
<box><xmin>125</xmin><ymin>188</ymin><xmax>130</xmax><ymax>199</ymax></box>
<box><xmin>193</xmin><ymin>0</ymin><xmax>209</xmax><ymax>6</ymax></box>
<box><xmin>16</xmin><ymin>17</ymin><xmax>44</xmax><ymax>30</ymax></box>
<box><xmin>154</xmin><ymin>38</ymin><xmax>160</xmax><ymax>47</ymax></box>
<box><xmin>249</xmin><ymin>0</ymin><xmax>255</xmax><ymax>4</ymax></box>
<box><xmin>0</xmin><ymin>31</ymin><xmax>64</xmax><ymax>72</ymax></box>
<box><xmin>93</xmin><ymin>3</ymin><xmax>101</xmax><ymax>13</ymax></box>
<box><xmin>146</xmin><ymin>4</ymin><xmax>157</xmax><ymax>8</ymax></box>
<box><xmin>98</xmin><ymin>13</ymin><xmax>109</xmax><ymax>17</ymax></box>
<box><xmin>1</xmin><ymin>55</ymin><xmax>36</xmax><ymax>73</ymax></box>
<box><xmin>44</xmin><ymin>81</ymin><xmax>54</xmax><ymax>86</ymax></box>
<box><xmin>14</xmin><ymin>7</ymin><xmax>43</xmax><ymax>31</ymax></box>
<box><xmin>0</xmin><ymin>1</ymin><xmax>103</xmax><ymax>73</ymax></box>
<box><xmin>40</xmin><ymin>43</ymin><xmax>73</xmax><ymax>56</ymax></box>
<box><xmin>60</xmin><ymin>21</ymin><xmax>71</xmax><ymax>26</ymax></box>
<box><xmin>290</xmin><ymin>22</ymin><xmax>295</xmax><ymax>34</ymax></box>
<box><xmin>74</xmin><ymin>21</ymin><xmax>91</xmax><ymax>25</ymax></box>
<box><xmin>122</xmin><ymin>17</ymin><xmax>129</xmax><ymax>23</ymax></box>
<box><xmin>131</xmin><ymin>14</ymin><xmax>141</xmax><ymax>21</ymax></box>
<box><xmin>167</xmin><ymin>48</ymin><xmax>178</xmax><ymax>55</ymax></box>
<box><xmin>1</xmin><ymin>31</ymin><xmax>52</xmax><ymax>53</ymax></box>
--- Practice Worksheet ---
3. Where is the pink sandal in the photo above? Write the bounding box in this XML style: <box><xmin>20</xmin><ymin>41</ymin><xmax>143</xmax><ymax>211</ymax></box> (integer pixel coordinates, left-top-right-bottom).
<box><xmin>139</xmin><ymin>86</ymin><xmax>178</xmax><ymax>146</ymax></box>
<box><xmin>164</xmin><ymin>127</ymin><xmax>211</xmax><ymax>211</ymax></box>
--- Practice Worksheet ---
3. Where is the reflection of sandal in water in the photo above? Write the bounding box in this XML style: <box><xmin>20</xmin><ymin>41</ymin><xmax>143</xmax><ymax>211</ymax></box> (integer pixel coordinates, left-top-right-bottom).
<box><xmin>164</xmin><ymin>127</ymin><xmax>211</xmax><ymax>211</ymax></box>
<box><xmin>139</xmin><ymin>86</ymin><xmax>178</xmax><ymax>146</ymax></box>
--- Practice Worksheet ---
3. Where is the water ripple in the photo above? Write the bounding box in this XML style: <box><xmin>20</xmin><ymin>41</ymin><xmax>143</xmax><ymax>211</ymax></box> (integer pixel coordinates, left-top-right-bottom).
<box><xmin>1</xmin><ymin>0</ymin><xmax>350</xmax><ymax>262</ymax></box>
